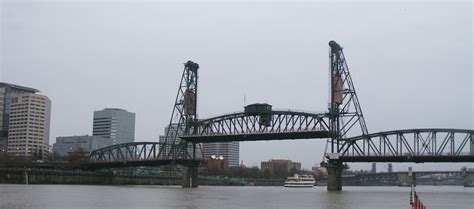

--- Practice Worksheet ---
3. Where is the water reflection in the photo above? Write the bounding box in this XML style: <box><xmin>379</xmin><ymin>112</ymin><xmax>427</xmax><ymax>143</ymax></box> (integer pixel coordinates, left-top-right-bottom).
<box><xmin>0</xmin><ymin>185</ymin><xmax>472</xmax><ymax>209</ymax></box>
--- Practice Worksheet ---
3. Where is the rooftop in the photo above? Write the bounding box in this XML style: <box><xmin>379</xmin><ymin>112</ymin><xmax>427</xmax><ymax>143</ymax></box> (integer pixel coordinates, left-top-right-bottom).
<box><xmin>0</xmin><ymin>82</ymin><xmax>40</xmax><ymax>93</ymax></box>
<box><xmin>103</xmin><ymin>108</ymin><xmax>127</xmax><ymax>111</ymax></box>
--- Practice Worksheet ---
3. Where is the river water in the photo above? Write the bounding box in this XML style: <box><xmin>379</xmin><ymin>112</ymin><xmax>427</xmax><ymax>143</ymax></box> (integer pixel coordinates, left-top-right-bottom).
<box><xmin>0</xmin><ymin>185</ymin><xmax>472</xmax><ymax>209</ymax></box>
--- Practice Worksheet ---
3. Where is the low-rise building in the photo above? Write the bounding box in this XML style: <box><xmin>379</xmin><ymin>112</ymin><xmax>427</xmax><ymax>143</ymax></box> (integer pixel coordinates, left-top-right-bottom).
<box><xmin>261</xmin><ymin>159</ymin><xmax>301</xmax><ymax>178</ymax></box>
<box><xmin>206</xmin><ymin>158</ymin><xmax>229</xmax><ymax>173</ymax></box>
<box><xmin>53</xmin><ymin>135</ymin><xmax>111</xmax><ymax>158</ymax></box>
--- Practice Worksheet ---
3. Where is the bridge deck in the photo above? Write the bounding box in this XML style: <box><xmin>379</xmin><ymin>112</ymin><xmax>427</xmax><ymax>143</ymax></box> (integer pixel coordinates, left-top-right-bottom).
<box><xmin>82</xmin><ymin>159</ymin><xmax>203</xmax><ymax>170</ymax></box>
<box><xmin>180</xmin><ymin>130</ymin><xmax>330</xmax><ymax>143</ymax></box>
<box><xmin>340</xmin><ymin>155</ymin><xmax>474</xmax><ymax>163</ymax></box>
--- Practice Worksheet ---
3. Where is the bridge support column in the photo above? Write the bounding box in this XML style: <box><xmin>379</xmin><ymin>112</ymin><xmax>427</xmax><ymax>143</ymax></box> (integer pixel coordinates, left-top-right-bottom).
<box><xmin>463</xmin><ymin>171</ymin><xmax>474</xmax><ymax>187</ymax></box>
<box><xmin>396</xmin><ymin>173</ymin><xmax>416</xmax><ymax>186</ymax></box>
<box><xmin>325</xmin><ymin>161</ymin><xmax>344</xmax><ymax>191</ymax></box>
<box><xmin>182</xmin><ymin>164</ymin><xmax>198</xmax><ymax>188</ymax></box>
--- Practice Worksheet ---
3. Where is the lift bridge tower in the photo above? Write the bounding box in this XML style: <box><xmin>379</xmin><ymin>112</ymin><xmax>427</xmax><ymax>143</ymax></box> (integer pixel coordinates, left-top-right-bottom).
<box><xmin>159</xmin><ymin>60</ymin><xmax>201</xmax><ymax>187</ymax></box>
<box><xmin>324</xmin><ymin>40</ymin><xmax>369</xmax><ymax>190</ymax></box>
<box><xmin>160</xmin><ymin>60</ymin><xmax>201</xmax><ymax>159</ymax></box>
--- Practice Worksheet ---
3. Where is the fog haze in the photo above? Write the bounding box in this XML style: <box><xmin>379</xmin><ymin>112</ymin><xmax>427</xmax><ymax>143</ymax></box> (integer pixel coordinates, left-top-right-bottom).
<box><xmin>1</xmin><ymin>0</ymin><xmax>472</xmax><ymax>171</ymax></box>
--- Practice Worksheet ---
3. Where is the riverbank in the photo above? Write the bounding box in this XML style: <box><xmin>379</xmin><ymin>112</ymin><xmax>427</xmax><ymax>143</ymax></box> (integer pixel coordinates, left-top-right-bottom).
<box><xmin>0</xmin><ymin>168</ymin><xmax>284</xmax><ymax>186</ymax></box>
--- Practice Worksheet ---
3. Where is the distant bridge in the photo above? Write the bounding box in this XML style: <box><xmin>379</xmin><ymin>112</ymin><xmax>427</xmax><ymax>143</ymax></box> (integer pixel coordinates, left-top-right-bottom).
<box><xmin>344</xmin><ymin>170</ymin><xmax>473</xmax><ymax>186</ymax></box>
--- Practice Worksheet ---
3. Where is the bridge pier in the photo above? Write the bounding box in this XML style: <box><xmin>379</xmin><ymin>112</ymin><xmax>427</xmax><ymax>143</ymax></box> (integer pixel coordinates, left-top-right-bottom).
<box><xmin>324</xmin><ymin>161</ymin><xmax>344</xmax><ymax>191</ymax></box>
<box><xmin>463</xmin><ymin>171</ymin><xmax>474</xmax><ymax>187</ymax></box>
<box><xmin>182</xmin><ymin>164</ymin><xmax>198</xmax><ymax>188</ymax></box>
<box><xmin>396</xmin><ymin>173</ymin><xmax>416</xmax><ymax>186</ymax></box>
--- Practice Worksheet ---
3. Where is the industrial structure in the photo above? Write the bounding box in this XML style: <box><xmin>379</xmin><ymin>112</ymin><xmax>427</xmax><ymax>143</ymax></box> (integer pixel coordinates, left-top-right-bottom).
<box><xmin>87</xmin><ymin>41</ymin><xmax>474</xmax><ymax>190</ymax></box>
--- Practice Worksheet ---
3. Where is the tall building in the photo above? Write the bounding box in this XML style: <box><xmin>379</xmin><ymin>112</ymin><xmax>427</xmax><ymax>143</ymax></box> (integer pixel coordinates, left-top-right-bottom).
<box><xmin>7</xmin><ymin>93</ymin><xmax>51</xmax><ymax>158</ymax></box>
<box><xmin>53</xmin><ymin>135</ymin><xmax>111</xmax><ymax>158</ymax></box>
<box><xmin>0</xmin><ymin>83</ymin><xmax>39</xmax><ymax>151</ymax></box>
<box><xmin>158</xmin><ymin>124</ymin><xmax>202</xmax><ymax>158</ymax></box>
<box><xmin>158</xmin><ymin>124</ymin><xmax>179</xmax><ymax>155</ymax></box>
<box><xmin>92</xmin><ymin>108</ymin><xmax>135</xmax><ymax>145</ymax></box>
<box><xmin>202</xmin><ymin>142</ymin><xmax>239</xmax><ymax>167</ymax></box>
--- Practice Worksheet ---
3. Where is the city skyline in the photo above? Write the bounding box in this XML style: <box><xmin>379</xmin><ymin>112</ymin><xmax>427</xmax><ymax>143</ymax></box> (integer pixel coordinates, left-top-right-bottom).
<box><xmin>1</xmin><ymin>1</ymin><xmax>472</xmax><ymax>170</ymax></box>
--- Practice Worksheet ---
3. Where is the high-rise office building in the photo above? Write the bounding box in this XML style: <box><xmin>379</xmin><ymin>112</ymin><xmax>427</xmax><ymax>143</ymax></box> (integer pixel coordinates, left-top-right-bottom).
<box><xmin>158</xmin><ymin>124</ymin><xmax>179</xmax><ymax>155</ymax></box>
<box><xmin>158</xmin><ymin>123</ymin><xmax>202</xmax><ymax>158</ymax></box>
<box><xmin>7</xmin><ymin>93</ymin><xmax>51</xmax><ymax>158</ymax></box>
<box><xmin>202</xmin><ymin>142</ymin><xmax>239</xmax><ymax>167</ymax></box>
<box><xmin>0</xmin><ymin>83</ymin><xmax>39</xmax><ymax>152</ymax></box>
<box><xmin>92</xmin><ymin>108</ymin><xmax>135</xmax><ymax>145</ymax></box>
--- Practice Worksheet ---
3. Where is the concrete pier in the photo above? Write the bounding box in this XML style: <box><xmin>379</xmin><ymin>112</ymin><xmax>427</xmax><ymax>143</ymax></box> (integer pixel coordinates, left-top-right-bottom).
<box><xmin>396</xmin><ymin>173</ymin><xmax>416</xmax><ymax>186</ymax></box>
<box><xmin>463</xmin><ymin>171</ymin><xmax>474</xmax><ymax>187</ymax></box>
<box><xmin>325</xmin><ymin>162</ymin><xmax>343</xmax><ymax>191</ymax></box>
<box><xmin>182</xmin><ymin>164</ymin><xmax>199</xmax><ymax>188</ymax></box>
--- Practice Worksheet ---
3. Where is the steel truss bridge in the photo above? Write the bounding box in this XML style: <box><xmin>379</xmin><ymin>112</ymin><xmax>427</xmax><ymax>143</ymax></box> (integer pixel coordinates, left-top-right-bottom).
<box><xmin>340</xmin><ymin>129</ymin><xmax>474</xmax><ymax>162</ymax></box>
<box><xmin>86</xmin><ymin>142</ymin><xmax>200</xmax><ymax>170</ymax></box>
<box><xmin>85</xmin><ymin>41</ymin><xmax>473</xmax><ymax>189</ymax></box>
<box><xmin>181</xmin><ymin>110</ymin><xmax>330</xmax><ymax>142</ymax></box>
<box><xmin>87</xmin><ymin>127</ymin><xmax>473</xmax><ymax>169</ymax></box>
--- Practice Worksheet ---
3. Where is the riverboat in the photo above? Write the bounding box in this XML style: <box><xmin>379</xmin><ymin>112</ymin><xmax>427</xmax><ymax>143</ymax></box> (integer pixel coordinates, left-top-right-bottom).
<box><xmin>284</xmin><ymin>174</ymin><xmax>316</xmax><ymax>187</ymax></box>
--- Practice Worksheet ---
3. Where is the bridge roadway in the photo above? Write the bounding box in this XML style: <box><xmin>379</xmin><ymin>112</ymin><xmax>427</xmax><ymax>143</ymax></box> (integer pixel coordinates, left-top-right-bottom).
<box><xmin>86</xmin><ymin>128</ymin><xmax>474</xmax><ymax>170</ymax></box>
<box><xmin>340</xmin><ymin>155</ymin><xmax>474</xmax><ymax>163</ymax></box>
<box><xmin>82</xmin><ymin>159</ymin><xmax>203</xmax><ymax>170</ymax></box>
<box><xmin>181</xmin><ymin>130</ymin><xmax>330</xmax><ymax>143</ymax></box>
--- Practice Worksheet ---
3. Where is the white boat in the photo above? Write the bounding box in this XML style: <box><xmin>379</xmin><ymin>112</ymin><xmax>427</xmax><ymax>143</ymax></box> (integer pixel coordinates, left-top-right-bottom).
<box><xmin>284</xmin><ymin>174</ymin><xmax>316</xmax><ymax>187</ymax></box>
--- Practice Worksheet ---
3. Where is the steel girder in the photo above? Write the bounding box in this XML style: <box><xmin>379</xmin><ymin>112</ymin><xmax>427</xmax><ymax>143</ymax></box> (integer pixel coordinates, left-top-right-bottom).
<box><xmin>180</xmin><ymin>110</ymin><xmax>331</xmax><ymax>143</ymax></box>
<box><xmin>336</xmin><ymin>129</ymin><xmax>474</xmax><ymax>162</ymax></box>
<box><xmin>85</xmin><ymin>142</ymin><xmax>204</xmax><ymax>170</ymax></box>
<box><xmin>89</xmin><ymin>142</ymin><xmax>163</xmax><ymax>162</ymax></box>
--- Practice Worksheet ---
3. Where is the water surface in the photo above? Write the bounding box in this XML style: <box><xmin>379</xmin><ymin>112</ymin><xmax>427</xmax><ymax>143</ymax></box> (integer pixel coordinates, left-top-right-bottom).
<box><xmin>0</xmin><ymin>185</ymin><xmax>472</xmax><ymax>209</ymax></box>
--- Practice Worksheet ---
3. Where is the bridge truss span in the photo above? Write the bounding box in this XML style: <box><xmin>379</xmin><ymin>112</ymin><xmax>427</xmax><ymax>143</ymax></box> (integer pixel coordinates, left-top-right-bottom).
<box><xmin>86</xmin><ymin>142</ymin><xmax>202</xmax><ymax>170</ymax></box>
<box><xmin>181</xmin><ymin>110</ymin><xmax>331</xmax><ymax>143</ymax></box>
<box><xmin>338</xmin><ymin>129</ymin><xmax>474</xmax><ymax>163</ymax></box>
<box><xmin>89</xmin><ymin>142</ymin><xmax>163</xmax><ymax>162</ymax></box>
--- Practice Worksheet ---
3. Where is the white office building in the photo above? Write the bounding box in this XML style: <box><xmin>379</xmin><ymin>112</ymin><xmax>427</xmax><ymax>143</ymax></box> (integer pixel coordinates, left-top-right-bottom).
<box><xmin>0</xmin><ymin>82</ymin><xmax>39</xmax><ymax>152</ymax></box>
<box><xmin>7</xmin><ymin>93</ymin><xmax>51</xmax><ymax>158</ymax></box>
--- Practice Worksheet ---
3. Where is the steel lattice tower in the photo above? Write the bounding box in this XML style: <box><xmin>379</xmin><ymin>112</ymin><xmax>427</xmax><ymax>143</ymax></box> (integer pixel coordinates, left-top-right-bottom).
<box><xmin>159</xmin><ymin>61</ymin><xmax>200</xmax><ymax>159</ymax></box>
<box><xmin>328</xmin><ymin>40</ymin><xmax>369</xmax><ymax>156</ymax></box>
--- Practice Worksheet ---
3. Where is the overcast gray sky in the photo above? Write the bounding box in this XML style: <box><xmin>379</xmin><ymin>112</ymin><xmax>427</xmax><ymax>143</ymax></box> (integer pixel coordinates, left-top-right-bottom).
<box><xmin>1</xmin><ymin>0</ymin><xmax>472</xmax><ymax>171</ymax></box>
